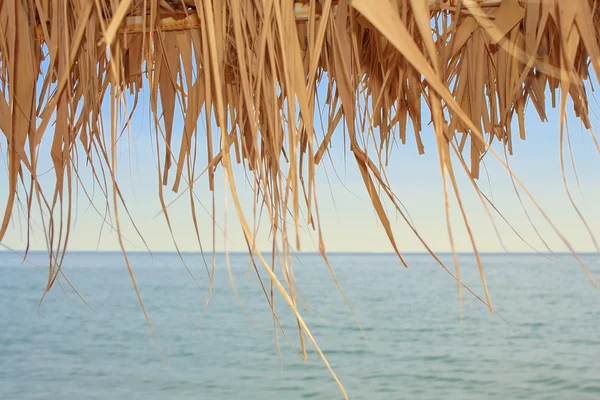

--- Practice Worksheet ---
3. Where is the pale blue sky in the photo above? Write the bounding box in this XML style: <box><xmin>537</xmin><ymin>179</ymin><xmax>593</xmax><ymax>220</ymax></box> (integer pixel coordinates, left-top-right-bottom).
<box><xmin>1</xmin><ymin>85</ymin><xmax>599</xmax><ymax>254</ymax></box>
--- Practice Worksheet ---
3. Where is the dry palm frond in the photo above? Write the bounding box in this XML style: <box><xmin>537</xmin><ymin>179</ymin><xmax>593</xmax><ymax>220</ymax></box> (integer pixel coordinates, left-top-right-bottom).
<box><xmin>2</xmin><ymin>0</ymin><xmax>600</xmax><ymax>397</ymax></box>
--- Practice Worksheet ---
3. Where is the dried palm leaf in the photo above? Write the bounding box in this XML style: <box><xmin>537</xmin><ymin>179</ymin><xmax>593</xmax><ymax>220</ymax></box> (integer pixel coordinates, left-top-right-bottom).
<box><xmin>2</xmin><ymin>0</ymin><xmax>600</xmax><ymax>397</ymax></box>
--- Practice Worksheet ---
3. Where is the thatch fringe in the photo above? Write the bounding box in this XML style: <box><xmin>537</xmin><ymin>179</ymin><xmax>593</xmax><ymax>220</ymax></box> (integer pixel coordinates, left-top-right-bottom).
<box><xmin>2</xmin><ymin>1</ymin><xmax>600</xmax><ymax>397</ymax></box>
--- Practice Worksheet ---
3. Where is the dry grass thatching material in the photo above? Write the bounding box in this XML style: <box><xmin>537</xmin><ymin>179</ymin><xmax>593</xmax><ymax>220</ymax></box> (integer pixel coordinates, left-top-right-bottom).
<box><xmin>2</xmin><ymin>0</ymin><xmax>600</xmax><ymax>397</ymax></box>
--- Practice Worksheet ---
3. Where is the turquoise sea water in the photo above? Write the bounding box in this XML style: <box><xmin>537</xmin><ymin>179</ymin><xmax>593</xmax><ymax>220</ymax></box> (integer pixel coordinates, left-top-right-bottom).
<box><xmin>1</xmin><ymin>252</ymin><xmax>600</xmax><ymax>399</ymax></box>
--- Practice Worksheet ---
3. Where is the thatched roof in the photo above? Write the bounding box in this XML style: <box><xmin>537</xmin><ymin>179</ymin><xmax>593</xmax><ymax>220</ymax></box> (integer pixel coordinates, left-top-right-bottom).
<box><xmin>1</xmin><ymin>0</ymin><xmax>600</xmax><ymax>396</ymax></box>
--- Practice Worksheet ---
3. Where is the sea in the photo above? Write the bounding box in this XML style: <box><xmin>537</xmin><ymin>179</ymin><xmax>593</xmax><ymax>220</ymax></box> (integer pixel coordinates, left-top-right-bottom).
<box><xmin>1</xmin><ymin>251</ymin><xmax>600</xmax><ymax>399</ymax></box>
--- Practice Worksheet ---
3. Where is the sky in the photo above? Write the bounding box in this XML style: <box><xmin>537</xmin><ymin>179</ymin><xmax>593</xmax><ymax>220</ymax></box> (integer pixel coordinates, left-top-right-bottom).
<box><xmin>1</xmin><ymin>83</ymin><xmax>600</xmax><ymax>255</ymax></box>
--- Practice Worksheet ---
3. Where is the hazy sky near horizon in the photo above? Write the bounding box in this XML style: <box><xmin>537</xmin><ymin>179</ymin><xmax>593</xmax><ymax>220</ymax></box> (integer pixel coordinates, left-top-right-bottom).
<box><xmin>1</xmin><ymin>84</ymin><xmax>600</xmax><ymax>255</ymax></box>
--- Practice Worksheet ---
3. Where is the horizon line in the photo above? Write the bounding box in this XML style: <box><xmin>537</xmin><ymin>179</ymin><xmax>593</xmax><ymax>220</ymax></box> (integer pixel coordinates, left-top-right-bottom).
<box><xmin>1</xmin><ymin>249</ymin><xmax>599</xmax><ymax>256</ymax></box>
